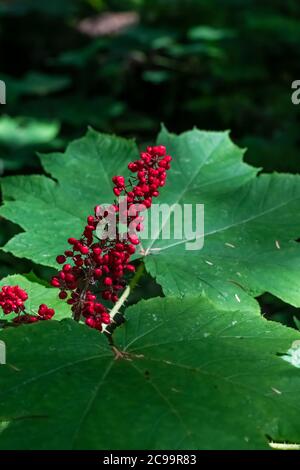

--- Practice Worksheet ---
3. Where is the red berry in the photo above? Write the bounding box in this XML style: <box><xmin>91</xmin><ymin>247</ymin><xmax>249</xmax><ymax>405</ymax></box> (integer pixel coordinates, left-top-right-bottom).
<box><xmin>113</xmin><ymin>187</ymin><xmax>121</xmax><ymax>197</ymax></box>
<box><xmin>115</xmin><ymin>243</ymin><xmax>124</xmax><ymax>252</ymax></box>
<box><xmin>127</xmin><ymin>244</ymin><xmax>136</xmax><ymax>254</ymax></box>
<box><xmin>102</xmin><ymin>290</ymin><xmax>111</xmax><ymax>300</ymax></box>
<box><xmin>125</xmin><ymin>264</ymin><xmax>135</xmax><ymax>272</ymax></box>
<box><xmin>128</xmin><ymin>162</ymin><xmax>138</xmax><ymax>172</ymax></box>
<box><xmin>38</xmin><ymin>304</ymin><xmax>55</xmax><ymax>320</ymax></box>
<box><xmin>128</xmin><ymin>234</ymin><xmax>140</xmax><ymax>245</ymax></box>
<box><xmin>112</xmin><ymin>176</ymin><xmax>125</xmax><ymax>187</ymax></box>
<box><xmin>63</xmin><ymin>264</ymin><xmax>72</xmax><ymax>272</ymax></box>
<box><xmin>80</xmin><ymin>246</ymin><xmax>89</xmax><ymax>255</ymax></box>
<box><xmin>85</xmin><ymin>317</ymin><xmax>97</xmax><ymax>329</ymax></box>
<box><xmin>102</xmin><ymin>254</ymin><xmax>110</xmax><ymax>264</ymax></box>
<box><xmin>51</xmin><ymin>277</ymin><xmax>60</xmax><ymax>288</ymax></box>
<box><xmin>104</xmin><ymin>277</ymin><xmax>113</xmax><ymax>286</ymax></box>
<box><xmin>65</xmin><ymin>273</ymin><xmax>75</xmax><ymax>283</ymax></box>
<box><xmin>153</xmin><ymin>145</ymin><xmax>166</xmax><ymax>156</ymax></box>
<box><xmin>143</xmin><ymin>198</ymin><xmax>152</xmax><ymax>208</ymax></box>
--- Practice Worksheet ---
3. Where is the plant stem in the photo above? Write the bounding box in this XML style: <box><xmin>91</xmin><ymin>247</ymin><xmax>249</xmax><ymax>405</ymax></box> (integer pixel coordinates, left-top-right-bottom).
<box><xmin>103</xmin><ymin>261</ymin><xmax>145</xmax><ymax>335</ymax></box>
<box><xmin>129</xmin><ymin>261</ymin><xmax>145</xmax><ymax>291</ymax></box>
<box><xmin>269</xmin><ymin>442</ymin><xmax>300</xmax><ymax>450</ymax></box>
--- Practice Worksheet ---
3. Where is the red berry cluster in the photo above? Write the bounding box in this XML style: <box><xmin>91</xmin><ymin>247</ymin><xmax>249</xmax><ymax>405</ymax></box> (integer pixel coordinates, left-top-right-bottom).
<box><xmin>0</xmin><ymin>285</ymin><xmax>55</xmax><ymax>324</ymax></box>
<box><xmin>0</xmin><ymin>285</ymin><xmax>28</xmax><ymax>315</ymax></box>
<box><xmin>37</xmin><ymin>304</ymin><xmax>56</xmax><ymax>320</ymax></box>
<box><xmin>52</xmin><ymin>145</ymin><xmax>172</xmax><ymax>332</ymax></box>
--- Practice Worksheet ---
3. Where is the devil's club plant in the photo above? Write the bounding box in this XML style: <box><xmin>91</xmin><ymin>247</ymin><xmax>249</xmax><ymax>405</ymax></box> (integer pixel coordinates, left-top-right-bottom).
<box><xmin>1</xmin><ymin>145</ymin><xmax>171</xmax><ymax>334</ymax></box>
<box><xmin>2</xmin><ymin>128</ymin><xmax>300</xmax><ymax>450</ymax></box>
<box><xmin>1</xmin><ymin>144</ymin><xmax>171</xmax><ymax>334</ymax></box>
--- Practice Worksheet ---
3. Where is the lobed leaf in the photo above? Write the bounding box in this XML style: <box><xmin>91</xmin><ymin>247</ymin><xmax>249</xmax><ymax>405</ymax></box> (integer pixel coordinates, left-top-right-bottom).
<box><xmin>144</xmin><ymin>127</ymin><xmax>300</xmax><ymax>311</ymax></box>
<box><xmin>0</xmin><ymin>296</ymin><xmax>300</xmax><ymax>449</ymax></box>
<box><xmin>1</xmin><ymin>127</ymin><xmax>300</xmax><ymax>311</ymax></box>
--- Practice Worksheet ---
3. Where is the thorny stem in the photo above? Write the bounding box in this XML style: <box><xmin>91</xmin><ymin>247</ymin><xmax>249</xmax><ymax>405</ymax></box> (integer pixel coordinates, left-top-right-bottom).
<box><xmin>104</xmin><ymin>262</ymin><xmax>145</xmax><ymax>358</ymax></box>
<box><xmin>104</xmin><ymin>261</ymin><xmax>145</xmax><ymax>335</ymax></box>
<box><xmin>103</xmin><ymin>285</ymin><xmax>131</xmax><ymax>336</ymax></box>
<box><xmin>129</xmin><ymin>262</ymin><xmax>145</xmax><ymax>291</ymax></box>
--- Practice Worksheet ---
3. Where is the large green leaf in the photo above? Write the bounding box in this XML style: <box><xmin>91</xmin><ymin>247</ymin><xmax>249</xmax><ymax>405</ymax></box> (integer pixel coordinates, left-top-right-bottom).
<box><xmin>0</xmin><ymin>128</ymin><xmax>138</xmax><ymax>267</ymax></box>
<box><xmin>0</xmin><ymin>275</ymin><xmax>70</xmax><ymax>322</ymax></box>
<box><xmin>1</xmin><ymin>128</ymin><xmax>300</xmax><ymax>311</ymax></box>
<box><xmin>144</xmin><ymin>127</ymin><xmax>300</xmax><ymax>311</ymax></box>
<box><xmin>0</xmin><ymin>296</ymin><xmax>300</xmax><ymax>450</ymax></box>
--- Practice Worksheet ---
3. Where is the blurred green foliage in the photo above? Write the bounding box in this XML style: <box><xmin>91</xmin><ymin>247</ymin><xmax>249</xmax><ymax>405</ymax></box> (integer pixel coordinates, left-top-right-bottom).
<box><xmin>0</xmin><ymin>0</ymin><xmax>299</xmax><ymax>325</ymax></box>
<box><xmin>0</xmin><ymin>0</ymin><xmax>299</xmax><ymax>173</ymax></box>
